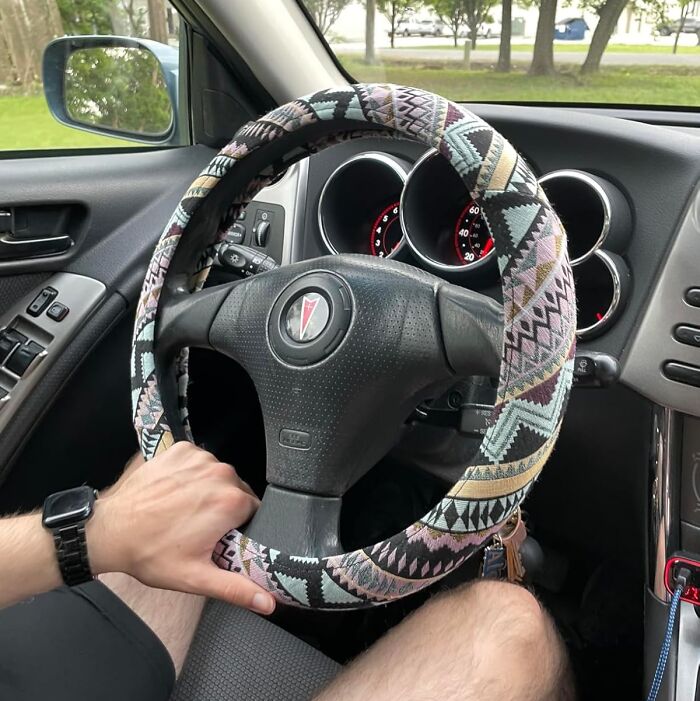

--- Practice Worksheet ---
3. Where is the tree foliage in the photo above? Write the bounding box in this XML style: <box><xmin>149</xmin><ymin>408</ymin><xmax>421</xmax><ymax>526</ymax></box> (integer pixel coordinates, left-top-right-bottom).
<box><xmin>463</xmin><ymin>0</ymin><xmax>497</xmax><ymax>47</ymax></box>
<box><xmin>57</xmin><ymin>0</ymin><xmax>113</xmax><ymax>34</ymax></box>
<box><xmin>305</xmin><ymin>0</ymin><xmax>352</xmax><ymax>34</ymax></box>
<box><xmin>426</xmin><ymin>0</ymin><xmax>494</xmax><ymax>48</ymax></box>
<box><xmin>425</xmin><ymin>0</ymin><xmax>468</xmax><ymax>46</ymax></box>
<box><xmin>65</xmin><ymin>46</ymin><xmax>172</xmax><ymax>135</ymax></box>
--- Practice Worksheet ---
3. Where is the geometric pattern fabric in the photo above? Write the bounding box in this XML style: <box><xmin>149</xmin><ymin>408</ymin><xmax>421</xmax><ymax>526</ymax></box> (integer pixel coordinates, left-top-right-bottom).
<box><xmin>131</xmin><ymin>84</ymin><xmax>576</xmax><ymax>609</ymax></box>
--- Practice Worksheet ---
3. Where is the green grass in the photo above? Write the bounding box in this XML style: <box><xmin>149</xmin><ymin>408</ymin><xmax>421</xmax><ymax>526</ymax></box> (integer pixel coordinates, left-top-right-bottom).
<box><xmin>0</xmin><ymin>94</ymin><xmax>138</xmax><ymax>152</ymax></box>
<box><xmin>408</xmin><ymin>42</ymin><xmax>700</xmax><ymax>54</ymax></box>
<box><xmin>339</xmin><ymin>56</ymin><xmax>700</xmax><ymax>106</ymax></box>
<box><xmin>2</xmin><ymin>61</ymin><xmax>698</xmax><ymax>151</ymax></box>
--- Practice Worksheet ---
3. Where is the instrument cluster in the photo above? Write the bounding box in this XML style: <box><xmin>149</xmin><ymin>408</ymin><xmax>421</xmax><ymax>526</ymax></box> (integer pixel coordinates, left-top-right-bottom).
<box><xmin>317</xmin><ymin>150</ymin><xmax>633</xmax><ymax>340</ymax></box>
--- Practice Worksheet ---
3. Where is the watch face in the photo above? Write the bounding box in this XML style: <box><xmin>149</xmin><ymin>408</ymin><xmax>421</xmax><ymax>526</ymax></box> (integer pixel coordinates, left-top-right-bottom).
<box><xmin>42</xmin><ymin>486</ymin><xmax>95</xmax><ymax>529</ymax></box>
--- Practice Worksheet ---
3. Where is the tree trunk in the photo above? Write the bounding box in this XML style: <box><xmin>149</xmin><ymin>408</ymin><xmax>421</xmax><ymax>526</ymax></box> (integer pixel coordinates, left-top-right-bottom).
<box><xmin>529</xmin><ymin>0</ymin><xmax>558</xmax><ymax>75</ymax></box>
<box><xmin>147</xmin><ymin>0</ymin><xmax>169</xmax><ymax>44</ymax></box>
<box><xmin>497</xmin><ymin>0</ymin><xmax>512</xmax><ymax>72</ymax></box>
<box><xmin>581</xmin><ymin>0</ymin><xmax>627</xmax><ymax>74</ymax></box>
<box><xmin>365</xmin><ymin>0</ymin><xmax>376</xmax><ymax>63</ymax></box>
<box><xmin>0</xmin><ymin>0</ymin><xmax>63</xmax><ymax>90</ymax></box>
<box><xmin>673</xmin><ymin>5</ymin><xmax>689</xmax><ymax>54</ymax></box>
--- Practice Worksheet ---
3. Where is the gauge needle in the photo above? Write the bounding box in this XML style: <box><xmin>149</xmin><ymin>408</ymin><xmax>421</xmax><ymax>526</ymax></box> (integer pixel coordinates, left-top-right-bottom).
<box><xmin>481</xmin><ymin>238</ymin><xmax>494</xmax><ymax>257</ymax></box>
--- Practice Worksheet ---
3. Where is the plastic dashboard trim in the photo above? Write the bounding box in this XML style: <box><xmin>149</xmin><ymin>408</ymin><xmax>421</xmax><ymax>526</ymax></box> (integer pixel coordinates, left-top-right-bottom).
<box><xmin>621</xmin><ymin>186</ymin><xmax>700</xmax><ymax>418</ymax></box>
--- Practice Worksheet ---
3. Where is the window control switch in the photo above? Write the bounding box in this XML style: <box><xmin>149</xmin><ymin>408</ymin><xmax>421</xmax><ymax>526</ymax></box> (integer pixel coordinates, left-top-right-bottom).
<box><xmin>6</xmin><ymin>341</ymin><xmax>44</xmax><ymax>377</ymax></box>
<box><xmin>27</xmin><ymin>287</ymin><xmax>58</xmax><ymax>317</ymax></box>
<box><xmin>0</xmin><ymin>329</ymin><xmax>27</xmax><ymax>364</ymax></box>
<box><xmin>0</xmin><ymin>335</ymin><xmax>16</xmax><ymax>364</ymax></box>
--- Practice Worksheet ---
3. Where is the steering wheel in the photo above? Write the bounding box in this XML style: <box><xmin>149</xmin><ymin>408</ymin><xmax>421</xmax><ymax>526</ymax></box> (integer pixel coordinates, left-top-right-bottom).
<box><xmin>131</xmin><ymin>84</ymin><xmax>576</xmax><ymax>610</ymax></box>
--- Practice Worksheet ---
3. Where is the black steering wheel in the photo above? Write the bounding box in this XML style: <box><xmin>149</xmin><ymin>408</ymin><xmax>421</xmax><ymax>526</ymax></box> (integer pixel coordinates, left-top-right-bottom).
<box><xmin>131</xmin><ymin>84</ymin><xmax>576</xmax><ymax>610</ymax></box>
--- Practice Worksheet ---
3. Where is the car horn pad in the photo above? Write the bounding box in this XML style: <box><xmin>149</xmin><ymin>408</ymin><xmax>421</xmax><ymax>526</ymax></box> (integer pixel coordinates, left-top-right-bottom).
<box><xmin>131</xmin><ymin>84</ymin><xmax>576</xmax><ymax>610</ymax></box>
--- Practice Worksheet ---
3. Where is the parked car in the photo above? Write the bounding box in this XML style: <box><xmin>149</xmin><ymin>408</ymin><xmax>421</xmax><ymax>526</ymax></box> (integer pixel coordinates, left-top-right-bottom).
<box><xmin>657</xmin><ymin>16</ymin><xmax>700</xmax><ymax>35</ymax></box>
<box><xmin>394</xmin><ymin>18</ymin><xmax>444</xmax><ymax>37</ymax></box>
<box><xmin>458</xmin><ymin>21</ymin><xmax>501</xmax><ymax>39</ymax></box>
<box><xmin>554</xmin><ymin>17</ymin><xmax>589</xmax><ymax>40</ymax></box>
<box><xmin>478</xmin><ymin>21</ymin><xmax>501</xmax><ymax>38</ymax></box>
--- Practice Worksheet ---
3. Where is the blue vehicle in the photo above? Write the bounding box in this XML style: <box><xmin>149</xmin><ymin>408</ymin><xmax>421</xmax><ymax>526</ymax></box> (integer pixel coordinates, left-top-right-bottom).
<box><xmin>554</xmin><ymin>17</ymin><xmax>589</xmax><ymax>40</ymax></box>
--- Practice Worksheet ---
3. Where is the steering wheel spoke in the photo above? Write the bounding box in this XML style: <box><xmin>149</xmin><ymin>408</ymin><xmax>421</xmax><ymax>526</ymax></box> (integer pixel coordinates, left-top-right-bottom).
<box><xmin>156</xmin><ymin>283</ymin><xmax>238</xmax><ymax>360</ymax></box>
<box><xmin>245</xmin><ymin>484</ymin><xmax>344</xmax><ymax>558</ymax></box>
<box><xmin>437</xmin><ymin>283</ymin><xmax>503</xmax><ymax>379</ymax></box>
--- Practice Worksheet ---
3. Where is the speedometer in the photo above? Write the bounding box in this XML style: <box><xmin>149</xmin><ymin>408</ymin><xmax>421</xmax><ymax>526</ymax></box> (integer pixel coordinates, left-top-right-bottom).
<box><xmin>454</xmin><ymin>199</ymin><xmax>494</xmax><ymax>265</ymax></box>
<box><xmin>370</xmin><ymin>202</ymin><xmax>402</xmax><ymax>258</ymax></box>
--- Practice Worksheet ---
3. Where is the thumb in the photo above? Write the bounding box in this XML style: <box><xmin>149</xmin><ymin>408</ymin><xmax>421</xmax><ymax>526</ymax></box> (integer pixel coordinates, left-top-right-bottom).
<box><xmin>192</xmin><ymin>564</ymin><xmax>276</xmax><ymax>615</ymax></box>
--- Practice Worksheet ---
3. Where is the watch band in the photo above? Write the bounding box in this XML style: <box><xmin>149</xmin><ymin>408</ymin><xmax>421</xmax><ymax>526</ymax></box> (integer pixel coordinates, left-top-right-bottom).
<box><xmin>52</xmin><ymin>523</ymin><xmax>93</xmax><ymax>587</ymax></box>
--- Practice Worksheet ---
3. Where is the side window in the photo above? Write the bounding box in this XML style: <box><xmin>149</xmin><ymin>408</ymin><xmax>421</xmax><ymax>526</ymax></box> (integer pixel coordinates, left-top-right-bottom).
<box><xmin>0</xmin><ymin>0</ymin><xmax>184</xmax><ymax>153</ymax></box>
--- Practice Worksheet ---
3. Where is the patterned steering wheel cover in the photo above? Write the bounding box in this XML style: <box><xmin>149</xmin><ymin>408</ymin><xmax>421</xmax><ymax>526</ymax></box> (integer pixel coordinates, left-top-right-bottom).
<box><xmin>131</xmin><ymin>84</ymin><xmax>576</xmax><ymax>610</ymax></box>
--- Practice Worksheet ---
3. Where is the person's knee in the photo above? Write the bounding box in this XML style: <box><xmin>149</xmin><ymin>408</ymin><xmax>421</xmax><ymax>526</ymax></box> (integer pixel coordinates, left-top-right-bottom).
<box><xmin>426</xmin><ymin>580</ymin><xmax>575</xmax><ymax>700</ymax></box>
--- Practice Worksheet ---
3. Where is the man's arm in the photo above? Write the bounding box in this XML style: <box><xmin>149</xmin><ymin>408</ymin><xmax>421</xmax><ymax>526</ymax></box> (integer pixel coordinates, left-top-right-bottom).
<box><xmin>0</xmin><ymin>443</ymin><xmax>276</xmax><ymax>615</ymax></box>
<box><xmin>0</xmin><ymin>512</ymin><xmax>62</xmax><ymax>607</ymax></box>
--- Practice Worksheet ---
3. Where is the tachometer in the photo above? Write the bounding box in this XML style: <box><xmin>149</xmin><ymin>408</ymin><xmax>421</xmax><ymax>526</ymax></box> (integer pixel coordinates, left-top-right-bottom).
<box><xmin>454</xmin><ymin>200</ymin><xmax>494</xmax><ymax>265</ymax></box>
<box><xmin>370</xmin><ymin>202</ymin><xmax>402</xmax><ymax>257</ymax></box>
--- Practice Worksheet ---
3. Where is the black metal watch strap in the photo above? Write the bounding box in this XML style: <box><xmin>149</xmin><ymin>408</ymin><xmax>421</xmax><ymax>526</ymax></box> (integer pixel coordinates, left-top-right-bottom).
<box><xmin>53</xmin><ymin>523</ymin><xmax>93</xmax><ymax>587</ymax></box>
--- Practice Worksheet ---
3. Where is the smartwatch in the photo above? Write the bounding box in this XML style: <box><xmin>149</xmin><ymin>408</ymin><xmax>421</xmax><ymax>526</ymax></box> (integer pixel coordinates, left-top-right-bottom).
<box><xmin>42</xmin><ymin>485</ymin><xmax>98</xmax><ymax>587</ymax></box>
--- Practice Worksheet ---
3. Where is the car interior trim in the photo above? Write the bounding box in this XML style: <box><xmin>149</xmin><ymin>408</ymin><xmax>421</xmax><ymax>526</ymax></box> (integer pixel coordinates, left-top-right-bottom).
<box><xmin>677</xmin><ymin>602</ymin><xmax>700</xmax><ymax>700</ymax></box>
<box><xmin>399</xmin><ymin>148</ymin><xmax>496</xmax><ymax>274</ymax></box>
<box><xmin>575</xmin><ymin>250</ymin><xmax>623</xmax><ymax>340</ymax></box>
<box><xmin>249</xmin><ymin>162</ymin><xmax>303</xmax><ymax>268</ymax></box>
<box><xmin>287</xmin><ymin>158</ymin><xmax>310</xmax><ymax>266</ymax></box>
<box><xmin>538</xmin><ymin>169</ymin><xmax>612</xmax><ymax>265</ymax></box>
<box><xmin>0</xmin><ymin>273</ymin><xmax>106</xmax><ymax>435</ymax></box>
<box><xmin>198</xmin><ymin>0</ymin><xmax>348</xmax><ymax>104</ymax></box>
<box><xmin>650</xmin><ymin>406</ymin><xmax>679</xmax><ymax>602</ymax></box>
<box><xmin>318</xmin><ymin>152</ymin><xmax>408</xmax><ymax>259</ymax></box>
<box><xmin>621</xmin><ymin>185</ymin><xmax>700</xmax><ymax>417</ymax></box>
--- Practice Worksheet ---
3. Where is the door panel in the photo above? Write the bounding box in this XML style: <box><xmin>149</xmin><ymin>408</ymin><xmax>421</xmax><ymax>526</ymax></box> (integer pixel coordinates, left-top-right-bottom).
<box><xmin>0</xmin><ymin>145</ymin><xmax>214</xmax><ymax>502</ymax></box>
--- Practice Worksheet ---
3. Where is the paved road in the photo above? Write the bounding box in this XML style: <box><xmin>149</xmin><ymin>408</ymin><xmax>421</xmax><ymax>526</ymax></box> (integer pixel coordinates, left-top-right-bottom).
<box><xmin>334</xmin><ymin>43</ymin><xmax>700</xmax><ymax>66</ymax></box>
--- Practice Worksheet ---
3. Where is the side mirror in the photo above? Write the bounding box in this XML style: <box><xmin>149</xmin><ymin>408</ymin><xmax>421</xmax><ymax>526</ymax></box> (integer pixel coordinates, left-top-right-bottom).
<box><xmin>43</xmin><ymin>36</ymin><xmax>179</xmax><ymax>145</ymax></box>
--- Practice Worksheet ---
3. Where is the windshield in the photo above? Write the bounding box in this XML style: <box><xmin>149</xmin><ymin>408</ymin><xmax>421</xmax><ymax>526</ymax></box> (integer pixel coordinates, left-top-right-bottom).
<box><xmin>299</xmin><ymin>1</ymin><xmax>699</xmax><ymax>108</ymax></box>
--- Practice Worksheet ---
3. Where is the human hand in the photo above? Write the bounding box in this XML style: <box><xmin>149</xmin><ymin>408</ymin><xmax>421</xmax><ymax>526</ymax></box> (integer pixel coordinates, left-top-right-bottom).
<box><xmin>88</xmin><ymin>442</ymin><xmax>275</xmax><ymax>615</ymax></box>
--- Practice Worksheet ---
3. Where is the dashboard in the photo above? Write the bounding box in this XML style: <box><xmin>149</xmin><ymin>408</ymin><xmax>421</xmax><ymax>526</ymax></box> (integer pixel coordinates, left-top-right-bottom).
<box><xmin>247</xmin><ymin>106</ymin><xmax>700</xmax><ymax>418</ymax></box>
<box><xmin>314</xmin><ymin>146</ymin><xmax>632</xmax><ymax>342</ymax></box>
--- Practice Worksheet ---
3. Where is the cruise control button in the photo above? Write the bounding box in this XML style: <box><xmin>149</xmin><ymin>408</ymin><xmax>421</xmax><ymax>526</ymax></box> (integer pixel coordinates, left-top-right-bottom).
<box><xmin>6</xmin><ymin>340</ymin><xmax>44</xmax><ymax>377</ymax></box>
<box><xmin>27</xmin><ymin>287</ymin><xmax>57</xmax><ymax>317</ymax></box>
<box><xmin>686</xmin><ymin>288</ymin><xmax>700</xmax><ymax>308</ymax></box>
<box><xmin>664</xmin><ymin>361</ymin><xmax>700</xmax><ymax>389</ymax></box>
<box><xmin>675</xmin><ymin>325</ymin><xmax>700</xmax><ymax>348</ymax></box>
<box><xmin>47</xmin><ymin>302</ymin><xmax>69</xmax><ymax>322</ymax></box>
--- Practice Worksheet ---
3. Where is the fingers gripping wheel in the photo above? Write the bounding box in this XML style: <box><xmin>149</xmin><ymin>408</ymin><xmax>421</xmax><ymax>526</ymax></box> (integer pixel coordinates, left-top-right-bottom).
<box><xmin>131</xmin><ymin>84</ymin><xmax>577</xmax><ymax>610</ymax></box>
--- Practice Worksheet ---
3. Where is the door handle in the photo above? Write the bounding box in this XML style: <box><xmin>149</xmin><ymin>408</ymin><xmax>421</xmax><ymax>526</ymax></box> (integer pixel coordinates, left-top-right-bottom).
<box><xmin>0</xmin><ymin>232</ymin><xmax>73</xmax><ymax>260</ymax></box>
